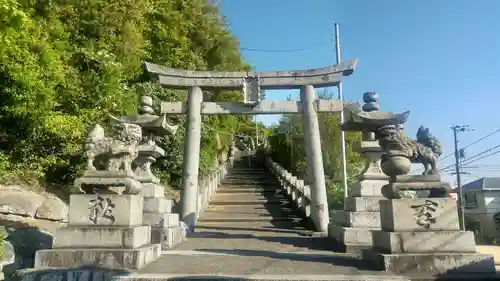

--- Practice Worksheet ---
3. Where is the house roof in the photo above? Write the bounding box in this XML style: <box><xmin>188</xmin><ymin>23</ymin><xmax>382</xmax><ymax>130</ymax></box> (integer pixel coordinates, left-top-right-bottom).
<box><xmin>458</xmin><ymin>177</ymin><xmax>500</xmax><ymax>192</ymax></box>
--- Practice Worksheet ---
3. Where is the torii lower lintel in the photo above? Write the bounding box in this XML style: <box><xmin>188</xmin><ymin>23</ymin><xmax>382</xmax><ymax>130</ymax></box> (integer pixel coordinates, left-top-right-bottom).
<box><xmin>160</xmin><ymin>100</ymin><xmax>358</xmax><ymax>115</ymax></box>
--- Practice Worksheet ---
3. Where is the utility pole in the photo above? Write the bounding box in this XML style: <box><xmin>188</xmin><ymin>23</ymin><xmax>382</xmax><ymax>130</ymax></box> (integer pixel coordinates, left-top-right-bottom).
<box><xmin>335</xmin><ymin>23</ymin><xmax>349</xmax><ymax>199</ymax></box>
<box><xmin>288</xmin><ymin>95</ymin><xmax>294</xmax><ymax>170</ymax></box>
<box><xmin>255</xmin><ymin>116</ymin><xmax>259</xmax><ymax>148</ymax></box>
<box><xmin>452</xmin><ymin>124</ymin><xmax>473</xmax><ymax>231</ymax></box>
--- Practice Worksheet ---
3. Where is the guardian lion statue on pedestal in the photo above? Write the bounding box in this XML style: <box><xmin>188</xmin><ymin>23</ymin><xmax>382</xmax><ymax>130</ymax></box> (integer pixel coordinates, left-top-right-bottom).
<box><xmin>84</xmin><ymin>123</ymin><xmax>143</xmax><ymax>175</ymax></box>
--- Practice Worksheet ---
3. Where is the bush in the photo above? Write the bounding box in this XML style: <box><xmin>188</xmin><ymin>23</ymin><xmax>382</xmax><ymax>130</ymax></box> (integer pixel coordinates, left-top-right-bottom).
<box><xmin>0</xmin><ymin>0</ymin><xmax>255</xmax><ymax>192</ymax></box>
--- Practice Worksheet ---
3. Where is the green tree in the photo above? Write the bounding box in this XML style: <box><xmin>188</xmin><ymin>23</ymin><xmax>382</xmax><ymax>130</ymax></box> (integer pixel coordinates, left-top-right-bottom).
<box><xmin>268</xmin><ymin>89</ymin><xmax>364</xmax><ymax>211</ymax></box>
<box><xmin>0</xmin><ymin>0</ymin><xmax>254</xmax><ymax>193</ymax></box>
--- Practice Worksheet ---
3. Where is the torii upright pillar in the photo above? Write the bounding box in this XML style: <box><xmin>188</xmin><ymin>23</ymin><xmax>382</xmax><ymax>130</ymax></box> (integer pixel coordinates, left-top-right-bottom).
<box><xmin>301</xmin><ymin>85</ymin><xmax>329</xmax><ymax>232</ymax></box>
<box><xmin>180</xmin><ymin>86</ymin><xmax>203</xmax><ymax>230</ymax></box>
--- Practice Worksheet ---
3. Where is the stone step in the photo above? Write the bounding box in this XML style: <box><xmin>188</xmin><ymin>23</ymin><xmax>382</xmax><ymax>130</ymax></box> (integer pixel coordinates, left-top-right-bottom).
<box><xmin>227</xmin><ymin>171</ymin><xmax>269</xmax><ymax>175</ymax></box>
<box><xmin>195</xmin><ymin>220</ymin><xmax>303</xmax><ymax>230</ymax></box>
<box><xmin>198</xmin><ymin>216</ymin><xmax>297</xmax><ymax>223</ymax></box>
<box><xmin>225</xmin><ymin>174</ymin><xmax>273</xmax><ymax>179</ymax></box>
<box><xmin>212</xmin><ymin>193</ymin><xmax>286</xmax><ymax>201</ymax></box>
<box><xmin>222</xmin><ymin>179</ymin><xmax>279</xmax><ymax>185</ymax></box>
<box><xmin>209</xmin><ymin>198</ymin><xmax>288</xmax><ymax>205</ymax></box>
<box><xmin>228</xmin><ymin>168</ymin><xmax>267</xmax><ymax>171</ymax></box>
<box><xmin>202</xmin><ymin>207</ymin><xmax>296</xmax><ymax>217</ymax></box>
<box><xmin>220</xmin><ymin>183</ymin><xmax>279</xmax><ymax>188</ymax></box>
<box><xmin>201</xmin><ymin>207</ymin><xmax>301</xmax><ymax>218</ymax></box>
<box><xmin>216</xmin><ymin>188</ymin><xmax>280</xmax><ymax>193</ymax></box>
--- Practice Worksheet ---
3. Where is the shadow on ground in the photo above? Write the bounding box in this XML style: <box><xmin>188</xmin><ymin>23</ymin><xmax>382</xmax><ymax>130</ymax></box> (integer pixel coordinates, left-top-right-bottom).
<box><xmin>196</xmin><ymin>248</ymin><xmax>370</xmax><ymax>270</ymax></box>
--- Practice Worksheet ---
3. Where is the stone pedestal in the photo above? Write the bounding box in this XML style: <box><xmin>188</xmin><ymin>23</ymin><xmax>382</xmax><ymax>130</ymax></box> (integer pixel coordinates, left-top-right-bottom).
<box><xmin>367</xmin><ymin>198</ymin><xmax>496</xmax><ymax>274</ymax></box>
<box><xmin>141</xmin><ymin>183</ymin><xmax>186</xmax><ymax>249</ymax></box>
<box><xmin>35</xmin><ymin>194</ymin><xmax>161</xmax><ymax>270</ymax></box>
<box><xmin>328</xmin><ymin>141</ymin><xmax>388</xmax><ymax>253</ymax></box>
<box><xmin>137</xmin><ymin>144</ymin><xmax>186</xmax><ymax>250</ymax></box>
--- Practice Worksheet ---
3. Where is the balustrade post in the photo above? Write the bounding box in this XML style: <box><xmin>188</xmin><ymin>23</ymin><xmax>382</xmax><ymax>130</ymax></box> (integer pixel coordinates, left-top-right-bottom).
<box><xmin>296</xmin><ymin>179</ymin><xmax>305</xmax><ymax>209</ymax></box>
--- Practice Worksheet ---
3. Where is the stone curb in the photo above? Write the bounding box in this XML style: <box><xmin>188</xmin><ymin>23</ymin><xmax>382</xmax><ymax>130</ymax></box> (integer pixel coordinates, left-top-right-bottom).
<box><xmin>112</xmin><ymin>274</ymin><xmax>410</xmax><ymax>281</ymax></box>
<box><xmin>110</xmin><ymin>273</ymin><xmax>500</xmax><ymax>281</ymax></box>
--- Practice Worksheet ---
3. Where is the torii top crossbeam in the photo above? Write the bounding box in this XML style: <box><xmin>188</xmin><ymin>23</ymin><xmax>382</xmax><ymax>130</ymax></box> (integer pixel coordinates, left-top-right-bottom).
<box><xmin>143</xmin><ymin>59</ymin><xmax>358</xmax><ymax>115</ymax></box>
<box><xmin>144</xmin><ymin>59</ymin><xmax>357</xmax><ymax>90</ymax></box>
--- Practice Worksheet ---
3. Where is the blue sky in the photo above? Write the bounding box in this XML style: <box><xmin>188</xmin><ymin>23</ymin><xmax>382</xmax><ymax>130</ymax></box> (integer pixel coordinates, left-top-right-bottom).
<box><xmin>219</xmin><ymin>0</ymin><xmax>500</xmax><ymax>185</ymax></box>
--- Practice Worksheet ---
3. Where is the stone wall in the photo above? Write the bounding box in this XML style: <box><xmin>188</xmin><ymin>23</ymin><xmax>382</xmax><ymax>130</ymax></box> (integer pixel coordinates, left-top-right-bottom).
<box><xmin>0</xmin><ymin>185</ymin><xmax>68</xmax><ymax>223</ymax></box>
<box><xmin>0</xmin><ymin>185</ymin><xmax>68</xmax><ymax>278</ymax></box>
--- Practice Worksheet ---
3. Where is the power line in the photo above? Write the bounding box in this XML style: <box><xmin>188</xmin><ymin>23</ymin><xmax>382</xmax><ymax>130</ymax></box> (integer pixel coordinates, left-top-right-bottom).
<box><xmin>441</xmin><ymin>128</ymin><xmax>500</xmax><ymax>162</ymax></box>
<box><xmin>460</xmin><ymin>144</ymin><xmax>500</xmax><ymax>164</ymax></box>
<box><xmin>463</xmin><ymin>164</ymin><xmax>500</xmax><ymax>167</ymax></box>
<box><xmin>240</xmin><ymin>39</ymin><xmax>333</xmax><ymax>53</ymax></box>
<box><xmin>416</xmin><ymin>127</ymin><xmax>500</xmax><ymax>172</ymax></box>
<box><xmin>460</xmin><ymin>128</ymin><xmax>500</xmax><ymax>152</ymax></box>
<box><xmin>461</xmin><ymin>148</ymin><xmax>500</xmax><ymax>166</ymax></box>
<box><xmin>442</xmin><ymin>144</ymin><xmax>500</xmax><ymax>172</ymax></box>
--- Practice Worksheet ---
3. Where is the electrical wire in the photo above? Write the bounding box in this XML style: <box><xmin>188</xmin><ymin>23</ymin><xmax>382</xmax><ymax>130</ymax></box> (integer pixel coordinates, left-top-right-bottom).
<box><xmin>459</xmin><ymin>144</ymin><xmax>500</xmax><ymax>164</ymax></box>
<box><xmin>460</xmin><ymin>149</ymin><xmax>500</xmax><ymax>166</ymax></box>
<box><xmin>416</xmin><ymin>128</ymin><xmax>500</xmax><ymax>172</ymax></box>
<box><xmin>442</xmin><ymin>144</ymin><xmax>500</xmax><ymax>172</ymax></box>
<box><xmin>443</xmin><ymin>128</ymin><xmax>500</xmax><ymax>162</ymax></box>
<box><xmin>240</xmin><ymin>39</ymin><xmax>333</xmax><ymax>53</ymax></box>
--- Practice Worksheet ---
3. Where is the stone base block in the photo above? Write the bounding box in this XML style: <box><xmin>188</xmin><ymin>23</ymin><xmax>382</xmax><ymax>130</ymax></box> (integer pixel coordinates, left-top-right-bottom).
<box><xmin>373</xmin><ymin>230</ymin><xmax>476</xmax><ymax>254</ymax></box>
<box><xmin>350</xmin><ymin>180</ymin><xmax>387</xmax><ymax>197</ymax></box>
<box><xmin>367</xmin><ymin>251</ymin><xmax>496</xmax><ymax>274</ymax></box>
<box><xmin>345</xmin><ymin>197</ymin><xmax>385</xmax><ymax>212</ymax></box>
<box><xmin>34</xmin><ymin>244</ymin><xmax>161</xmax><ymax>270</ymax></box>
<box><xmin>330</xmin><ymin>210</ymin><xmax>380</xmax><ymax>228</ymax></box>
<box><xmin>69</xmin><ymin>194</ymin><xmax>143</xmax><ymax>226</ymax></box>
<box><xmin>140</xmin><ymin>183</ymin><xmax>165</xmax><ymax>198</ymax></box>
<box><xmin>143</xmin><ymin>212</ymin><xmax>180</xmax><ymax>228</ymax></box>
<box><xmin>11</xmin><ymin>268</ymin><xmax>128</xmax><ymax>281</ymax></box>
<box><xmin>144</xmin><ymin>198</ymin><xmax>174</xmax><ymax>213</ymax></box>
<box><xmin>151</xmin><ymin>226</ymin><xmax>186</xmax><ymax>250</ymax></box>
<box><xmin>380</xmin><ymin>198</ymin><xmax>460</xmax><ymax>232</ymax></box>
<box><xmin>53</xmin><ymin>225</ymin><xmax>151</xmax><ymax>249</ymax></box>
<box><xmin>328</xmin><ymin>224</ymin><xmax>377</xmax><ymax>253</ymax></box>
<box><xmin>74</xmin><ymin>171</ymin><xmax>143</xmax><ymax>195</ymax></box>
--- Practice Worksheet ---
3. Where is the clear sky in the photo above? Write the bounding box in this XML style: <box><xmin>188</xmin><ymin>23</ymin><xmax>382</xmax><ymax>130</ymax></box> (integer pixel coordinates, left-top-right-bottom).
<box><xmin>219</xmin><ymin>0</ymin><xmax>500</xmax><ymax>185</ymax></box>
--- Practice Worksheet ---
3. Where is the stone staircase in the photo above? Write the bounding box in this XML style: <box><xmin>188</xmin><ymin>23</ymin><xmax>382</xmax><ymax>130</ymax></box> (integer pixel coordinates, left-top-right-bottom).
<box><xmin>198</xmin><ymin>165</ymin><xmax>301</xmax><ymax>225</ymax></box>
<box><xmin>132</xmin><ymin>156</ymin><xmax>397</xmax><ymax>279</ymax></box>
<box><xmin>16</xmin><ymin>156</ymin><xmax>500</xmax><ymax>280</ymax></box>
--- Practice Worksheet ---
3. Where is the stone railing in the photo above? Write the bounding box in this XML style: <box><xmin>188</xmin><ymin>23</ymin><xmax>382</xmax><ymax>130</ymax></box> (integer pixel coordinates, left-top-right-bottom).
<box><xmin>265</xmin><ymin>157</ymin><xmax>311</xmax><ymax>218</ymax></box>
<box><xmin>195</xmin><ymin>159</ymin><xmax>233</xmax><ymax>220</ymax></box>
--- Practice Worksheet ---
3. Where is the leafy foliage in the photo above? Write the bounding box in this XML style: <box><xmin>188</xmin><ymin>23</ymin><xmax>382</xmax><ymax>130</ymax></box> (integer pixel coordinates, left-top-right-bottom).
<box><xmin>268</xmin><ymin>90</ymin><xmax>364</xmax><ymax>211</ymax></box>
<box><xmin>0</xmin><ymin>0</ymin><xmax>252</xmax><ymax>191</ymax></box>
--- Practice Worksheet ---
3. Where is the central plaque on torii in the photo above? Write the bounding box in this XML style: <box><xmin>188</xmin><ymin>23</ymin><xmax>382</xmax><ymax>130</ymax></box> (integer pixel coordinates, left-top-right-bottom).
<box><xmin>144</xmin><ymin>59</ymin><xmax>358</xmax><ymax>233</ymax></box>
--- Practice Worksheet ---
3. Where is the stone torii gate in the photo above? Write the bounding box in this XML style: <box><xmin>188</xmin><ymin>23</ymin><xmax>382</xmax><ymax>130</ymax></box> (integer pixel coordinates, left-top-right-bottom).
<box><xmin>144</xmin><ymin>59</ymin><xmax>358</xmax><ymax>232</ymax></box>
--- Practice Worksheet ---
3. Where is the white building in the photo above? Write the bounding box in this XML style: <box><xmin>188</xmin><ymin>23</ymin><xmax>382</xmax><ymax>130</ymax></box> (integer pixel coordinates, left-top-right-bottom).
<box><xmin>458</xmin><ymin>177</ymin><xmax>500</xmax><ymax>242</ymax></box>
